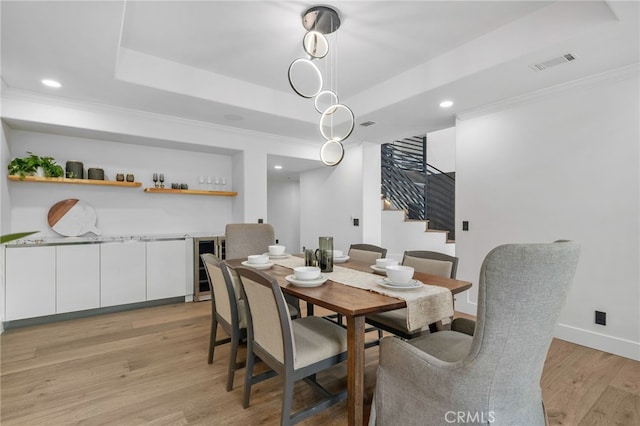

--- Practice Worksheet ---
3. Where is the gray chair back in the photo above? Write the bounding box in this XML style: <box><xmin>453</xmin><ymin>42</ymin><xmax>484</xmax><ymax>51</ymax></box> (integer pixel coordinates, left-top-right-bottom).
<box><xmin>201</xmin><ymin>253</ymin><xmax>237</xmax><ymax>325</ymax></box>
<box><xmin>236</xmin><ymin>267</ymin><xmax>293</xmax><ymax>366</ymax></box>
<box><xmin>466</xmin><ymin>242</ymin><xmax>580</xmax><ymax>422</ymax></box>
<box><xmin>402</xmin><ymin>250</ymin><xmax>458</xmax><ymax>278</ymax></box>
<box><xmin>225</xmin><ymin>223</ymin><xmax>275</xmax><ymax>259</ymax></box>
<box><xmin>348</xmin><ymin>243</ymin><xmax>387</xmax><ymax>264</ymax></box>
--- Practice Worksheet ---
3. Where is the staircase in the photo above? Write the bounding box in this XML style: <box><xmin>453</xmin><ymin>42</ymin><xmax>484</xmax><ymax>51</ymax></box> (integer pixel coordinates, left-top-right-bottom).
<box><xmin>380</xmin><ymin>135</ymin><xmax>456</xmax><ymax>256</ymax></box>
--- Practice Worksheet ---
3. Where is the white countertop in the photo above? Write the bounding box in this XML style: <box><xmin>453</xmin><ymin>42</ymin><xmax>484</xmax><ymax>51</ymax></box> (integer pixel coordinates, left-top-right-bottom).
<box><xmin>6</xmin><ymin>231</ymin><xmax>224</xmax><ymax>247</ymax></box>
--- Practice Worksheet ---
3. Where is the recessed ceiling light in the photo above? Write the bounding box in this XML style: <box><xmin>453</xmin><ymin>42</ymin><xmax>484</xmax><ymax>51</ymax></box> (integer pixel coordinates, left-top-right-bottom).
<box><xmin>274</xmin><ymin>165</ymin><xmax>283</xmax><ymax>170</ymax></box>
<box><xmin>41</xmin><ymin>79</ymin><xmax>61</xmax><ymax>88</ymax></box>
<box><xmin>439</xmin><ymin>100</ymin><xmax>453</xmax><ymax>108</ymax></box>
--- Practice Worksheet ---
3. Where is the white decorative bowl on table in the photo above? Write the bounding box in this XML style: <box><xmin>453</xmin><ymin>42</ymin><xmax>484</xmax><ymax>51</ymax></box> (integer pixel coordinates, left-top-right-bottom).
<box><xmin>268</xmin><ymin>245</ymin><xmax>286</xmax><ymax>256</ymax></box>
<box><xmin>333</xmin><ymin>250</ymin><xmax>344</xmax><ymax>258</ymax></box>
<box><xmin>247</xmin><ymin>254</ymin><xmax>269</xmax><ymax>264</ymax></box>
<box><xmin>385</xmin><ymin>265</ymin><xmax>414</xmax><ymax>284</ymax></box>
<box><xmin>293</xmin><ymin>266</ymin><xmax>321</xmax><ymax>281</ymax></box>
<box><xmin>375</xmin><ymin>258</ymin><xmax>398</xmax><ymax>268</ymax></box>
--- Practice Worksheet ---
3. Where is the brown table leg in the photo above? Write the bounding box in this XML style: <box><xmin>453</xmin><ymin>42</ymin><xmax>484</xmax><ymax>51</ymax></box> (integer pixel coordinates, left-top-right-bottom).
<box><xmin>346</xmin><ymin>315</ymin><xmax>365</xmax><ymax>426</ymax></box>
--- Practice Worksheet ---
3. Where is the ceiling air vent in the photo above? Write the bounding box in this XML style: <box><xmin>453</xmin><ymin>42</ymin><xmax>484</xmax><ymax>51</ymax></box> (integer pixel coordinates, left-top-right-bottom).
<box><xmin>529</xmin><ymin>53</ymin><xmax>577</xmax><ymax>71</ymax></box>
<box><xmin>359</xmin><ymin>121</ymin><xmax>376</xmax><ymax>127</ymax></box>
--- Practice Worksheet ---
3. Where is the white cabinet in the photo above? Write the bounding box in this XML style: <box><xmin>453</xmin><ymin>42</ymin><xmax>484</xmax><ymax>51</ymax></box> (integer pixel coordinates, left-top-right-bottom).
<box><xmin>146</xmin><ymin>240</ymin><xmax>187</xmax><ymax>300</ymax></box>
<box><xmin>56</xmin><ymin>244</ymin><xmax>100</xmax><ymax>313</ymax></box>
<box><xmin>100</xmin><ymin>242</ymin><xmax>146</xmax><ymax>307</ymax></box>
<box><xmin>5</xmin><ymin>246</ymin><xmax>56</xmax><ymax>320</ymax></box>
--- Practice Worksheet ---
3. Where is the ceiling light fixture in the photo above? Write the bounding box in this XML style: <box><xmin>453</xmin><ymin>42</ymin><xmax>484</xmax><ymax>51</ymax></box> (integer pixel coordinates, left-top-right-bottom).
<box><xmin>288</xmin><ymin>5</ymin><xmax>354</xmax><ymax>167</ymax></box>
<box><xmin>439</xmin><ymin>100</ymin><xmax>454</xmax><ymax>108</ymax></box>
<box><xmin>274</xmin><ymin>165</ymin><xmax>283</xmax><ymax>170</ymax></box>
<box><xmin>41</xmin><ymin>79</ymin><xmax>61</xmax><ymax>88</ymax></box>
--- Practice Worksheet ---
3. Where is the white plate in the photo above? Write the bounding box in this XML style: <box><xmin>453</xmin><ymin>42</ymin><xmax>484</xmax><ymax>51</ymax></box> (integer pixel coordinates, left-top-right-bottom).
<box><xmin>376</xmin><ymin>278</ymin><xmax>422</xmax><ymax>290</ymax></box>
<box><xmin>241</xmin><ymin>260</ymin><xmax>274</xmax><ymax>270</ymax></box>
<box><xmin>285</xmin><ymin>274</ymin><xmax>328</xmax><ymax>287</ymax></box>
<box><xmin>333</xmin><ymin>255</ymin><xmax>350</xmax><ymax>263</ymax></box>
<box><xmin>264</xmin><ymin>253</ymin><xmax>291</xmax><ymax>259</ymax></box>
<box><xmin>370</xmin><ymin>265</ymin><xmax>388</xmax><ymax>275</ymax></box>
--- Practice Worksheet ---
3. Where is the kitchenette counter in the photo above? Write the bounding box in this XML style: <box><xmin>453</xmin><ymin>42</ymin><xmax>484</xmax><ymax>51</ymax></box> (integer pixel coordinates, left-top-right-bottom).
<box><xmin>6</xmin><ymin>231</ymin><xmax>224</xmax><ymax>247</ymax></box>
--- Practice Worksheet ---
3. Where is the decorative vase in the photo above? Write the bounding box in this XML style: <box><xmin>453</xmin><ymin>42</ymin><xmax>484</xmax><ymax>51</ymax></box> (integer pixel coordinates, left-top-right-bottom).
<box><xmin>66</xmin><ymin>161</ymin><xmax>84</xmax><ymax>179</ymax></box>
<box><xmin>87</xmin><ymin>168</ymin><xmax>104</xmax><ymax>180</ymax></box>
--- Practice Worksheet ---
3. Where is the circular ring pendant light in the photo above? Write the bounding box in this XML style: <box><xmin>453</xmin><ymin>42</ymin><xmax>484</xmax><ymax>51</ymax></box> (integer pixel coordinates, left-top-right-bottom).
<box><xmin>320</xmin><ymin>139</ymin><xmax>345</xmax><ymax>166</ymax></box>
<box><xmin>303</xmin><ymin>31</ymin><xmax>329</xmax><ymax>59</ymax></box>
<box><xmin>314</xmin><ymin>90</ymin><xmax>338</xmax><ymax>114</ymax></box>
<box><xmin>288</xmin><ymin>58</ymin><xmax>323</xmax><ymax>98</ymax></box>
<box><xmin>319</xmin><ymin>103</ymin><xmax>355</xmax><ymax>142</ymax></box>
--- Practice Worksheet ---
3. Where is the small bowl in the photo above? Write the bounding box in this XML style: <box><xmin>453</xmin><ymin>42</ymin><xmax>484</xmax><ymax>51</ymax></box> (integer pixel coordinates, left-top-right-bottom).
<box><xmin>376</xmin><ymin>258</ymin><xmax>398</xmax><ymax>268</ymax></box>
<box><xmin>247</xmin><ymin>254</ymin><xmax>269</xmax><ymax>264</ymax></box>
<box><xmin>385</xmin><ymin>265</ymin><xmax>414</xmax><ymax>284</ymax></box>
<box><xmin>268</xmin><ymin>245</ymin><xmax>286</xmax><ymax>255</ymax></box>
<box><xmin>333</xmin><ymin>250</ymin><xmax>344</xmax><ymax>258</ymax></box>
<box><xmin>293</xmin><ymin>266</ymin><xmax>321</xmax><ymax>280</ymax></box>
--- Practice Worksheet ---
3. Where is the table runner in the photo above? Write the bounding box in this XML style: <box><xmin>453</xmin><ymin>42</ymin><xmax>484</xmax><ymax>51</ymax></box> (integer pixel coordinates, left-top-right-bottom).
<box><xmin>272</xmin><ymin>257</ymin><xmax>453</xmax><ymax>332</ymax></box>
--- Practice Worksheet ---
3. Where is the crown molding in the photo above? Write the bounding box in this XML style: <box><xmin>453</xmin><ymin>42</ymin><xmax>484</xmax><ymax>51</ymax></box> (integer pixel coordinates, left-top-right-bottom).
<box><xmin>457</xmin><ymin>63</ymin><xmax>639</xmax><ymax>121</ymax></box>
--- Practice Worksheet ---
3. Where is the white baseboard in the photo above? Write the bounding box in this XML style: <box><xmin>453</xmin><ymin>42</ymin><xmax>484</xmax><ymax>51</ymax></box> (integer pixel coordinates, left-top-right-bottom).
<box><xmin>452</xmin><ymin>298</ymin><xmax>639</xmax><ymax>361</ymax></box>
<box><xmin>555</xmin><ymin>323</ymin><xmax>640</xmax><ymax>361</ymax></box>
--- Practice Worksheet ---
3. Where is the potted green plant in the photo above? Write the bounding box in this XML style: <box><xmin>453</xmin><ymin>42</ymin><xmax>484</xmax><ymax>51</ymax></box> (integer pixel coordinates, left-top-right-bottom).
<box><xmin>7</xmin><ymin>152</ymin><xmax>65</xmax><ymax>179</ymax></box>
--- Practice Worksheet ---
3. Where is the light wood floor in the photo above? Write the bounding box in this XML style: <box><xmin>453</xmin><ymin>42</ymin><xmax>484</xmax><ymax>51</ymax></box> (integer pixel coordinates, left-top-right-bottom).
<box><xmin>1</xmin><ymin>302</ymin><xmax>638</xmax><ymax>425</ymax></box>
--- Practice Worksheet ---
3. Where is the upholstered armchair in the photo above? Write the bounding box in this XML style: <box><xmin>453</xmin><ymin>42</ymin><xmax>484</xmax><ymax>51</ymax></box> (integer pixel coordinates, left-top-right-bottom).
<box><xmin>369</xmin><ymin>241</ymin><xmax>580</xmax><ymax>426</ymax></box>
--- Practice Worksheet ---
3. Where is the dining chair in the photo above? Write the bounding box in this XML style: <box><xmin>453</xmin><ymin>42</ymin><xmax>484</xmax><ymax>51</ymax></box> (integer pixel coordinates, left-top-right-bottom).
<box><xmin>320</xmin><ymin>243</ymin><xmax>389</xmax><ymax>327</ymax></box>
<box><xmin>201</xmin><ymin>253</ymin><xmax>247</xmax><ymax>391</ymax></box>
<box><xmin>236</xmin><ymin>266</ymin><xmax>348</xmax><ymax>426</ymax></box>
<box><xmin>225</xmin><ymin>222</ymin><xmax>300</xmax><ymax>318</ymax></box>
<box><xmin>347</xmin><ymin>243</ymin><xmax>387</xmax><ymax>264</ymax></box>
<box><xmin>368</xmin><ymin>241</ymin><xmax>580</xmax><ymax>426</ymax></box>
<box><xmin>365</xmin><ymin>250</ymin><xmax>459</xmax><ymax>339</ymax></box>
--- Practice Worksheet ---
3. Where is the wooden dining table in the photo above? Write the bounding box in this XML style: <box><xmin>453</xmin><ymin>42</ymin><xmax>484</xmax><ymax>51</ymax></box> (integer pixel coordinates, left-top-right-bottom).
<box><xmin>226</xmin><ymin>257</ymin><xmax>472</xmax><ymax>426</ymax></box>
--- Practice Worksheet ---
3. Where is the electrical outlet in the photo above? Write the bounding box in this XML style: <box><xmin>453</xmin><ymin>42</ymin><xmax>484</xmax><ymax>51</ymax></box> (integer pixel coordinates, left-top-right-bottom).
<box><xmin>462</xmin><ymin>221</ymin><xmax>469</xmax><ymax>231</ymax></box>
<box><xmin>257</xmin><ymin>218</ymin><xmax>263</xmax><ymax>223</ymax></box>
<box><xmin>595</xmin><ymin>311</ymin><xmax>606</xmax><ymax>326</ymax></box>
<box><xmin>353</xmin><ymin>218</ymin><xmax>359</xmax><ymax>226</ymax></box>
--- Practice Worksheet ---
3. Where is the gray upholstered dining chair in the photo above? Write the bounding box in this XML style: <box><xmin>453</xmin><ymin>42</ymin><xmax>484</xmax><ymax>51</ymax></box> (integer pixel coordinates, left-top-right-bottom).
<box><xmin>225</xmin><ymin>223</ymin><xmax>275</xmax><ymax>260</ymax></box>
<box><xmin>225</xmin><ymin>222</ymin><xmax>300</xmax><ymax>318</ymax></box>
<box><xmin>365</xmin><ymin>250</ymin><xmax>459</xmax><ymax>339</ymax></box>
<box><xmin>348</xmin><ymin>243</ymin><xmax>387</xmax><ymax>264</ymax></box>
<box><xmin>236</xmin><ymin>266</ymin><xmax>348</xmax><ymax>426</ymax></box>
<box><xmin>369</xmin><ymin>241</ymin><xmax>580</xmax><ymax>426</ymax></box>
<box><xmin>201</xmin><ymin>253</ymin><xmax>246</xmax><ymax>391</ymax></box>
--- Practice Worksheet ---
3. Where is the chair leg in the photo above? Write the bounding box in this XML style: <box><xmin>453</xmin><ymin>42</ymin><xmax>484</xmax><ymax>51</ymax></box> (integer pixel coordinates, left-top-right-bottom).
<box><xmin>208</xmin><ymin>317</ymin><xmax>218</xmax><ymax>364</ymax></box>
<box><xmin>243</xmin><ymin>346</ymin><xmax>255</xmax><ymax>409</ymax></box>
<box><xmin>281</xmin><ymin>375</ymin><xmax>295</xmax><ymax>426</ymax></box>
<box><xmin>226</xmin><ymin>333</ymin><xmax>240</xmax><ymax>391</ymax></box>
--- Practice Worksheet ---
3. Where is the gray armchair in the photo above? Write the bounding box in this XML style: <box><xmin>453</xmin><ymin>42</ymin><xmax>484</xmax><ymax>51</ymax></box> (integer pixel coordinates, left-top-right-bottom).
<box><xmin>370</xmin><ymin>241</ymin><xmax>580</xmax><ymax>426</ymax></box>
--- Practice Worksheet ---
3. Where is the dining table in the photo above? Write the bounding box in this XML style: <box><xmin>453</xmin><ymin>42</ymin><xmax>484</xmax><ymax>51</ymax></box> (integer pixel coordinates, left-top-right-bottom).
<box><xmin>226</xmin><ymin>256</ymin><xmax>472</xmax><ymax>426</ymax></box>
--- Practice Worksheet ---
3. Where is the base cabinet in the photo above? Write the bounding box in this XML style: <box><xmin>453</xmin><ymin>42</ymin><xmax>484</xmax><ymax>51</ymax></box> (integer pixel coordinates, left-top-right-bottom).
<box><xmin>146</xmin><ymin>240</ymin><xmax>187</xmax><ymax>300</ymax></box>
<box><xmin>5</xmin><ymin>246</ymin><xmax>56</xmax><ymax>321</ymax></box>
<box><xmin>100</xmin><ymin>242</ymin><xmax>146</xmax><ymax>308</ymax></box>
<box><xmin>56</xmin><ymin>244</ymin><xmax>100</xmax><ymax>313</ymax></box>
<box><xmin>4</xmin><ymin>238</ymin><xmax>189</xmax><ymax>322</ymax></box>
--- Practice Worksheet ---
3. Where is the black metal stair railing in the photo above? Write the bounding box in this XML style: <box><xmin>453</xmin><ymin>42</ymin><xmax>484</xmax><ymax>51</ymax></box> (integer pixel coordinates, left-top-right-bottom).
<box><xmin>381</xmin><ymin>135</ymin><xmax>456</xmax><ymax>240</ymax></box>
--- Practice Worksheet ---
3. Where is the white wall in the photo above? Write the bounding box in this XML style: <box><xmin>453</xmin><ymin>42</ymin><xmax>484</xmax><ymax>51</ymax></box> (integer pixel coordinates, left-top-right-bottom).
<box><xmin>267</xmin><ymin>178</ymin><xmax>300</xmax><ymax>254</ymax></box>
<box><xmin>427</xmin><ymin>127</ymin><xmax>456</xmax><ymax>173</ymax></box>
<box><xmin>8</xmin><ymin>130</ymin><xmax>233</xmax><ymax>237</ymax></box>
<box><xmin>455</xmin><ymin>70</ymin><xmax>639</xmax><ymax>360</ymax></box>
<box><xmin>299</xmin><ymin>144</ymin><xmax>365</xmax><ymax>254</ymax></box>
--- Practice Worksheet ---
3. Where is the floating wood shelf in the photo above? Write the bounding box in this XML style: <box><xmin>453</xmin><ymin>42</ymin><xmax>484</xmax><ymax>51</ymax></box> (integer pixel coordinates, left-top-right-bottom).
<box><xmin>8</xmin><ymin>175</ymin><xmax>142</xmax><ymax>187</ymax></box>
<box><xmin>143</xmin><ymin>188</ymin><xmax>237</xmax><ymax>197</ymax></box>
